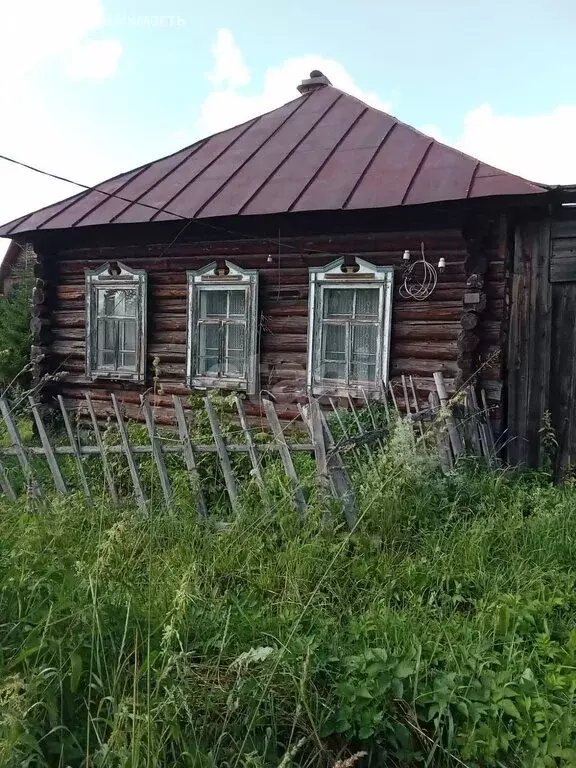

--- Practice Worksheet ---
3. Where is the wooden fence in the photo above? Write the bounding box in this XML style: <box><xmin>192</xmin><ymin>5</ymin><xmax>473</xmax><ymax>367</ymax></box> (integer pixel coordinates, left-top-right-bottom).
<box><xmin>0</xmin><ymin>373</ymin><xmax>497</xmax><ymax>527</ymax></box>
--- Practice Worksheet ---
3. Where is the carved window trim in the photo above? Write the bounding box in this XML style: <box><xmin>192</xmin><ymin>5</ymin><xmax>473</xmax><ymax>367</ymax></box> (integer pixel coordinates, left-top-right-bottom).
<box><xmin>85</xmin><ymin>261</ymin><xmax>147</xmax><ymax>383</ymax></box>
<box><xmin>307</xmin><ymin>257</ymin><xmax>394</xmax><ymax>399</ymax></box>
<box><xmin>186</xmin><ymin>261</ymin><xmax>259</xmax><ymax>394</ymax></box>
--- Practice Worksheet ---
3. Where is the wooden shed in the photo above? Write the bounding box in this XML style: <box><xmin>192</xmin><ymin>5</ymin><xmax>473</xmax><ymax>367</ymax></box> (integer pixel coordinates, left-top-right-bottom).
<box><xmin>0</xmin><ymin>71</ymin><xmax>571</xmax><ymax>469</ymax></box>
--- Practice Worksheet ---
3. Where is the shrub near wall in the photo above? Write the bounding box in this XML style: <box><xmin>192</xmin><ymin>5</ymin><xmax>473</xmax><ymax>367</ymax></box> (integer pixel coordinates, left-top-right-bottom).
<box><xmin>0</xmin><ymin>446</ymin><xmax>576</xmax><ymax>766</ymax></box>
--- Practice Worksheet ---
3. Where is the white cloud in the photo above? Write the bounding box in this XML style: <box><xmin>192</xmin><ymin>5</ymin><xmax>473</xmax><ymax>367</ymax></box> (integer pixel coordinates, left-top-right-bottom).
<box><xmin>456</xmin><ymin>104</ymin><xmax>576</xmax><ymax>185</ymax></box>
<box><xmin>60</xmin><ymin>39</ymin><xmax>123</xmax><ymax>81</ymax></box>
<box><xmin>193</xmin><ymin>30</ymin><xmax>391</xmax><ymax>138</ymax></box>
<box><xmin>207</xmin><ymin>28</ymin><xmax>250</xmax><ymax>89</ymax></box>
<box><xmin>0</xmin><ymin>0</ymin><xmax>124</xmax><ymax>259</ymax></box>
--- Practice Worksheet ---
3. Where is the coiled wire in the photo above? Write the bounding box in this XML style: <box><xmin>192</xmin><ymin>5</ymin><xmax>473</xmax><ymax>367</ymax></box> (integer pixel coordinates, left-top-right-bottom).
<box><xmin>399</xmin><ymin>242</ymin><xmax>438</xmax><ymax>301</ymax></box>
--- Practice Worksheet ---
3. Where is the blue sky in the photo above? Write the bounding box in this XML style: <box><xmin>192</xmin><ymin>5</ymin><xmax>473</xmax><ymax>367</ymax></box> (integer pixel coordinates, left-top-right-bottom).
<box><xmin>1</xmin><ymin>0</ymin><xmax>576</xmax><ymax>256</ymax></box>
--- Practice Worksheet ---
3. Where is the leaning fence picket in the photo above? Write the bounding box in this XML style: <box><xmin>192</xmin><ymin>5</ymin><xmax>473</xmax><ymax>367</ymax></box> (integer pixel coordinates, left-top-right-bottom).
<box><xmin>262</xmin><ymin>398</ymin><xmax>307</xmax><ymax>515</ymax></box>
<box><xmin>320</xmin><ymin>409</ymin><xmax>357</xmax><ymax>529</ymax></box>
<box><xmin>235</xmin><ymin>395</ymin><xmax>269</xmax><ymax>505</ymax></box>
<box><xmin>141</xmin><ymin>397</ymin><xmax>173</xmax><ymax>510</ymax></box>
<box><xmin>172</xmin><ymin>395</ymin><xmax>208</xmax><ymax>518</ymax></box>
<box><xmin>0</xmin><ymin>397</ymin><xmax>42</xmax><ymax>497</ymax></box>
<box><xmin>433</xmin><ymin>372</ymin><xmax>464</xmax><ymax>458</ymax></box>
<box><xmin>28</xmin><ymin>397</ymin><xmax>67</xmax><ymax>495</ymax></box>
<box><xmin>58</xmin><ymin>395</ymin><xmax>91</xmax><ymax>500</ymax></box>
<box><xmin>111</xmin><ymin>394</ymin><xmax>148</xmax><ymax>514</ymax></box>
<box><xmin>429</xmin><ymin>391</ymin><xmax>453</xmax><ymax>473</ymax></box>
<box><xmin>204</xmin><ymin>397</ymin><xmax>240</xmax><ymax>514</ymax></box>
<box><xmin>85</xmin><ymin>394</ymin><xmax>118</xmax><ymax>503</ymax></box>
<box><xmin>0</xmin><ymin>455</ymin><xmax>16</xmax><ymax>500</ymax></box>
<box><xmin>409</xmin><ymin>375</ymin><xmax>425</xmax><ymax>439</ymax></box>
<box><xmin>329</xmin><ymin>397</ymin><xmax>363</xmax><ymax>473</ymax></box>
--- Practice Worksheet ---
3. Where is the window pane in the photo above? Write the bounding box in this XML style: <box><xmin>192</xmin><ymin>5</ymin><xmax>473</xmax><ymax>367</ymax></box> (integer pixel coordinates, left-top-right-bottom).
<box><xmin>99</xmin><ymin>288</ymin><xmax>137</xmax><ymax>318</ymax></box>
<box><xmin>121</xmin><ymin>352</ymin><xmax>136</xmax><ymax>369</ymax></box>
<box><xmin>324</xmin><ymin>288</ymin><xmax>353</xmax><ymax>318</ymax></box>
<box><xmin>322</xmin><ymin>324</ymin><xmax>347</xmax><ymax>381</ymax></box>
<box><xmin>225</xmin><ymin>324</ymin><xmax>246</xmax><ymax>376</ymax></box>
<box><xmin>228</xmin><ymin>290</ymin><xmax>246</xmax><ymax>316</ymax></box>
<box><xmin>97</xmin><ymin>318</ymin><xmax>116</xmax><ymax>368</ymax></box>
<box><xmin>351</xmin><ymin>325</ymin><xmax>377</xmax><ymax>383</ymax></box>
<box><xmin>355</xmin><ymin>288</ymin><xmax>379</xmax><ymax>318</ymax></box>
<box><xmin>198</xmin><ymin>324</ymin><xmax>220</xmax><ymax>374</ymax></box>
<box><xmin>200</xmin><ymin>290</ymin><xmax>227</xmax><ymax>318</ymax></box>
<box><xmin>120</xmin><ymin>320</ymin><xmax>136</xmax><ymax>352</ymax></box>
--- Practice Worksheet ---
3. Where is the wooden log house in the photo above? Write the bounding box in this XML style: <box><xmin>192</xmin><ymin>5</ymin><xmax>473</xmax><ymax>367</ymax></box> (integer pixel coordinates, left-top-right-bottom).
<box><xmin>1</xmin><ymin>71</ymin><xmax>574</xmax><ymax>469</ymax></box>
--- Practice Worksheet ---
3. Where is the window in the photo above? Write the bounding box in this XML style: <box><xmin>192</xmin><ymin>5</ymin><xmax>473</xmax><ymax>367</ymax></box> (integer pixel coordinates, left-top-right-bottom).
<box><xmin>85</xmin><ymin>262</ymin><xmax>147</xmax><ymax>382</ymax></box>
<box><xmin>307</xmin><ymin>257</ymin><xmax>394</xmax><ymax>398</ymax></box>
<box><xmin>187</xmin><ymin>261</ymin><xmax>258</xmax><ymax>393</ymax></box>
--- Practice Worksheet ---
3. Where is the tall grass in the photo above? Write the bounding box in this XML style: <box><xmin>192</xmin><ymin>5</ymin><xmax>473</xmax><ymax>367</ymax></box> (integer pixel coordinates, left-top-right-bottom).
<box><xmin>1</xmin><ymin>438</ymin><xmax>576</xmax><ymax>766</ymax></box>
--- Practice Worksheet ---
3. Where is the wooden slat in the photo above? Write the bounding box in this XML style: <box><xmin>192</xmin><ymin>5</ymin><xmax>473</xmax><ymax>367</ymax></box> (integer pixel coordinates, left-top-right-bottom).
<box><xmin>0</xmin><ymin>398</ymin><xmax>42</xmax><ymax>497</ymax></box>
<box><xmin>429</xmin><ymin>391</ymin><xmax>453</xmax><ymax>473</ymax></box>
<box><xmin>140</xmin><ymin>397</ymin><xmax>173</xmax><ymax>509</ymax></box>
<box><xmin>347</xmin><ymin>394</ymin><xmax>378</xmax><ymax>471</ymax></box>
<box><xmin>235</xmin><ymin>396</ymin><xmax>268</xmax><ymax>502</ymax></box>
<box><xmin>172</xmin><ymin>395</ymin><xmax>208</xmax><ymax>518</ymax></box>
<box><xmin>111</xmin><ymin>394</ymin><xmax>148</xmax><ymax>514</ymax></box>
<box><xmin>0</xmin><ymin>457</ymin><xmax>16</xmax><ymax>501</ymax></box>
<box><xmin>58</xmin><ymin>395</ymin><xmax>91</xmax><ymax>500</ymax></box>
<box><xmin>28</xmin><ymin>397</ymin><xmax>67</xmax><ymax>494</ymax></box>
<box><xmin>481</xmin><ymin>388</ymin><xmax>496</xmax><ymax>456</ymax></box>
<box><xmin>320</xmin><ymin>409</ymin><xmax>357</xmax><ymax>529</ymax></box>
<box><xmin>433</xmin><ymin>372</ymin><xmax>463</xmax><ymax>458</ymax></box>
<box><xmin>304</xmin><ymin>399</ymin><xmax>331</xmax><ymax>498</ymax></box>
<box><xmin>409</xmin><ymin>374</ymin><xmax>425</xmax><ymax>439</ymax></box>
<box><xmin>262</xmin><ymin>398</ymin><xmax>307</xmax><ymax>515</ymax></box>
<box><xmin>204</xmin><ymin>397</ymin><xmax>239</xmax><ymax>514</ymax></box>
<box><xmin>85</xmin><ymin>394</ymin><xmax>118</xmax><ymax>503</ymax></box>
<box><xmin>329</xmin><ymin>397</ymin><xmax>363</xmax><ymax>473</ymax></box>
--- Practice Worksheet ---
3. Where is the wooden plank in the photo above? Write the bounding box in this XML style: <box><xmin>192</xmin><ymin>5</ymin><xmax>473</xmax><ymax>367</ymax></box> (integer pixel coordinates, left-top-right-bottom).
<box><xmin>111</xmin><ymin>394</ymin><xmax>148</xmax><ymax>514</ymax></box>
<box><xmin>204</xmin><ymin>397</ymin><xmax>239</xmax><ymax>514</ymax></box>
<box><xmin>58</xmin><ymin>395</ymin><xmax>91</xmax><ymax>500</ymax></box>
<box><xmin>85</xmin><ymin>394</ymin><xmax>118</xmax><ymax>503</ymax></box>
<box><xmin>28</xmin><ymin>397</ymin><xmax>67</xmax><ymax>494</ymax></box>
<box><xmin>347</xmin><ymin>394</ymin><xmax>378</xmax><ymax>471</ymax></box>
<box><xmin>433</xmin><ymin>372</ymin><xmax>463</xmax><ymax>457</ymax></box>
<box><xmin>262</xmin><ymin>397</ymin><xmax>307</xmax><ymax>515</ymax></box>
<box><xmin>172</xmin><ymin>396</ymin><xmax>208</xmax><ymax>518</ymax></box>
<box><xmin>409</xmin><ymin>375</ymin><xmax>425</xmax><ymax>439</ymax></box>
<box><xmin>140</xmin><ymin>397</ymin><xmax>173</xmax><ymax>510</ymax></box>
<box><xmin>0</xmin><ymin>398</ymin><xmax>42</xmax><ymax>497</ymax></box>
<box><xmin>0</xmin><ymin>458</ymin><xmax>16</xmax><ymax>501</ymax></box>
<box><xmin>480</xmin><ymin>388</ymin><xmax>496</xmax><ymax>457</ymax></box>
<box><xmin>302</xmin><ymin>399</ymin><xmax>331</xmax><ymax>499</ymax></box>
<box><xmin>320</xmin><ymin>410</ymin><xmax>357</xmax><ymax>529</ymax></box>
<box><xmin>235</xmin><ymin>396</ymin><xmax>268</xmax><ymax>502</ymax></box>
<box><xmin>429</xmin><ymin>391</ymin><xmax>453</xmax><ymax>473</ymax></box>
<box><xmin>387</xmin><ymin>381</ymin><xmax>399</xmax><ymax>413</ymax></box>
<box><xmin>329</xmin><ymin>398</ymin><xmax>363</xmax><ymax>473</ymax></box>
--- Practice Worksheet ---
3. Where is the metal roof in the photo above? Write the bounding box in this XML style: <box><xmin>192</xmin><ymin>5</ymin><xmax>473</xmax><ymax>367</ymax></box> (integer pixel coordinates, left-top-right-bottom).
<box><xmin>0</xmin><ymin>83</ymin><xmax>547</xmax><ymax>238</ymax></box>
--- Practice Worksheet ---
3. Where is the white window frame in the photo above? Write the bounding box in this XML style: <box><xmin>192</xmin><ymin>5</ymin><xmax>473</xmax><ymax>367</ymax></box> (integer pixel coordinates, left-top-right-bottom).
<box><xmin>85</xmin><ymin>261</ymin><xmax>147</xmax><ymax>383</ymax></box>
<box><xmin>186</xmin><ymin>261</ymin><xmax>259</xmax><ymax>394</ymax></box>
<box><xmin>307</xmin><ymin>257</ymin><xmax>394</xmax><ymax>399</ymax></box>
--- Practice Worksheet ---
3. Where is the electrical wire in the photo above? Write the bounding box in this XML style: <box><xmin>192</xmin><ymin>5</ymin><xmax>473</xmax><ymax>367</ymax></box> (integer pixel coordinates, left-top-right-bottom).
<box><xmin>0</xmin><ymin>152</ymin><xmax>356</xmax><ymax>264</ymax></box>
<box><xmin>399</xmin><ymin>241</ymin><xmax>438</xmax><ymax>301</ymax></box>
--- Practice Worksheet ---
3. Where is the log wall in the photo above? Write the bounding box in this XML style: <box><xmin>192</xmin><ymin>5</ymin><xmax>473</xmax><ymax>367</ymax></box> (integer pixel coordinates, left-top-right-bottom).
<box><xmin>35</xmin><ymin>224</ymin><xmax>507</xmax><ymax>424</ymax></box>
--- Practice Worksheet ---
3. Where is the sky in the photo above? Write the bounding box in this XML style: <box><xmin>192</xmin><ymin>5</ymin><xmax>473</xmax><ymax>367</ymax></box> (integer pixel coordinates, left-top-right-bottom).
<box><xmin>1</xmin><ymin>0</ymin><xmax>576</xmax><ymax>258</ymax></box>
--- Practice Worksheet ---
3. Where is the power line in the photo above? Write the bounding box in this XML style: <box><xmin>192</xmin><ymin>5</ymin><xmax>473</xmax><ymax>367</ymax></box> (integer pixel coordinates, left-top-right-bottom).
<box><xmin>0</xmin><ymin>152</ymin><xmax>360</xmax><ymax>263</ymax></box>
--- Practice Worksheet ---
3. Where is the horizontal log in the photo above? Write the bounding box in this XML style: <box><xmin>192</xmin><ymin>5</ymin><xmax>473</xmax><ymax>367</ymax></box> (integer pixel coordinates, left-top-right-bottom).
<box><xmin>57</xmin><ymin>231</ymin><xmax>466</xmax><ymax>260</ymax></box>
<box><xmin>58</xmin><ymin>252</ymin><xmax>469</xmax><ymax>277</ymax></box>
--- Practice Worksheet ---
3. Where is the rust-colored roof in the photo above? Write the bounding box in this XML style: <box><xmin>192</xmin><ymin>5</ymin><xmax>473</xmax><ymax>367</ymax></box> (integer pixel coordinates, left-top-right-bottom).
<box><xmin>0</xmin><ymin>83</ymin><xmax>547</xmax><ymax>238</ymax></box>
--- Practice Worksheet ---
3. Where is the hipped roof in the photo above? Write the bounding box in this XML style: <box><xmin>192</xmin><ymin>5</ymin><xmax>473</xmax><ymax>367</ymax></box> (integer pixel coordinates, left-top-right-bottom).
<box><xmin>0</xmin><ymin>83</ymin><xmax>547</xmax><ymax>238</ymax></box>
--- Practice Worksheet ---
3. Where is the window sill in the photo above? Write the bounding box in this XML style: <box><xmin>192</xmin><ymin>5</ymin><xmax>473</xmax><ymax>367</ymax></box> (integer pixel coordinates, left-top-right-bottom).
<box><xmin>189</xmin><ymin>376</ymin><xmax>251</xmax><ymax>393</ymax></box>
<box><xmin>310</xmin><ymin>382</ymin><xmax>386</xmax><ymax>401</ymax></box>
<box><xmin>89</xmin><ymin>371</ymin><xmax>144</xmax><ymax>384</ymax></box>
